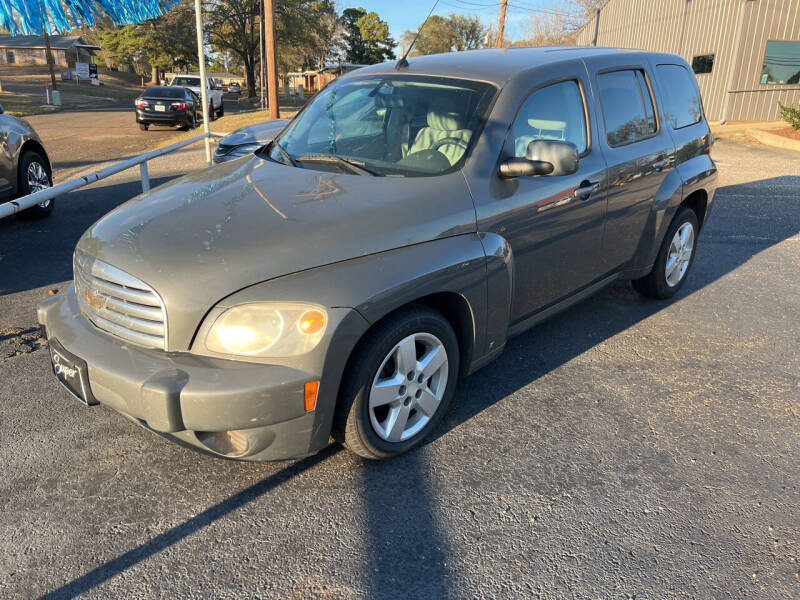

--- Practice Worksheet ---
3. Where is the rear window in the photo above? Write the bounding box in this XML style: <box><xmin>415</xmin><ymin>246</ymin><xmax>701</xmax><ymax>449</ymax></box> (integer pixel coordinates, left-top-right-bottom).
<box><xmin>171</xmin><ymin>76</ymin><xmax>201</xmax><ymax>87</ymax></box>
<box><xmin>142</xmin><ymin>87</ymin><xmax>185</xmax><ymax>99</ymax></box>
<box><xmin>656</xmin><ymin>65</ymin><xmax>702</xmax><ymax>129</ymax></box>
<box><xmin>597</xmin><ymin>69</ymin><xmax>658</xmax><ymax>146</ymax></box>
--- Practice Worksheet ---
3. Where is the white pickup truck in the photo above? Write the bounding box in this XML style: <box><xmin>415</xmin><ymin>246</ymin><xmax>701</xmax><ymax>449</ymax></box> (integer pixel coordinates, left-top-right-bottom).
<box><xmin>169</xmin><ymin>75</ymin><xmax>224</xmax><ymax>119</ymax></box>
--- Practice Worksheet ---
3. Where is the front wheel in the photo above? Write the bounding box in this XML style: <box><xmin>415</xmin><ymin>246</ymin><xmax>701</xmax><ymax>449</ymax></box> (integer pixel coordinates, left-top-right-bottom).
<box><xmin>335</xmin><ymin>306</ymin><xmax>459</xmax><ymax>459</ymax></box>
<box><xmin>18</xmin><ymin>151</ymin><xmax>54</xmax><ymax>219</ymax></box>
<box><xmin>216</xmin><ymin>102</ymin><xmax>224</xmax><ymax>117</ymax></box>
<box><xmin>633</xmin><ymin>206</ymin><xmax>699</xmax><ymax>299</ymax></box>
<box><xmin>209</xmin><ymin>104</ymin><xmax>216</xmax><ymax>121</ymax></box>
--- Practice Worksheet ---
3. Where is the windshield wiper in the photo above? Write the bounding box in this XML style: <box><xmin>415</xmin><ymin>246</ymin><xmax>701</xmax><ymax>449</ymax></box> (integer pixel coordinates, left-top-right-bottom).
<box><xmin>295</xmin><ymin>154</ymin><xmax>375</xmax><ymax>176</ymax></box>
<box><xmin>273</xmin><ymin>140</ymin><xmax>297</xmax><ymax>167</ymax></box>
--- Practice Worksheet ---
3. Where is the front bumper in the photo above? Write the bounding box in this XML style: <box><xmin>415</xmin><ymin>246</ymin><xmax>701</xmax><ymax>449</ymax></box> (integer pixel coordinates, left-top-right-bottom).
<box><xmin>38</xmin><ymin>285</ymin><xmax>361</xmax><ymax>461</ymax></box>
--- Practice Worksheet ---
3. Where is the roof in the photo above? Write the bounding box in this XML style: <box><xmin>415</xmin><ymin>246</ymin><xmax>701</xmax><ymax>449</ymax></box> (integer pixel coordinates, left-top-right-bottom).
<box><xmin>347</xmin><ymin>46</ymin><xmax>641</xmax><ymax>86</ymax></box>
<box><xmin>0</xmin><ymin>34</ymin><xmax>92</xmax><ymax>50</ymax></box>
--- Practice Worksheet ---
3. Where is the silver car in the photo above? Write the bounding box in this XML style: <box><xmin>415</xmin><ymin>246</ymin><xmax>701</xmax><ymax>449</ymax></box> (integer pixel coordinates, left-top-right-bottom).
<box><xmin>40</xmin><ymin>48</ymin><xmax>716</xmax><ymax>461</ymax></box>
<box><xmin>213</xmin><ymin>119</ymin><xmax>290</xmax><ymax>163</ymax></box>
<box><xmin>0</xmin><ymin>104</ymin><xmax>54</xmax><ymax>218</ymax></box>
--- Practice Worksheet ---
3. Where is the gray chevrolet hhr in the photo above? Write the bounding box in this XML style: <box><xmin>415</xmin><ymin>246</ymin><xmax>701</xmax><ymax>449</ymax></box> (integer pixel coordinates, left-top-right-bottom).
<box><xmin>39</xmin><ymin>47</ymin><xmax>717</xmax><ymax>461</ymax></box>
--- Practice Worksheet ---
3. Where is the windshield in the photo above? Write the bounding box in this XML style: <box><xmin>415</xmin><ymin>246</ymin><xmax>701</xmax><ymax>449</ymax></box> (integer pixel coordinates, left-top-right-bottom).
<box><xmin>266</xmin><ymin>75</ymin><xmax>497</xmax><ymax>177</ymax></box>
<box><xmin>172</xmin><ymin>77</ymin><xmax>201</xmax><ymax>87</ymax></box>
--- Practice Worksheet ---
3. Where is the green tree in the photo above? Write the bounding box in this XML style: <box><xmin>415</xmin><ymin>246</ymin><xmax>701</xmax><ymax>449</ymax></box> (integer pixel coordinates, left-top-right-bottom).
<box><xmin>206</xmin><ymin>0</ymin><xmax>338</xmax><ymax>98</ymax></box>
<box><xmin>401</xmin><ymin>13</ymin><xmax>484</xmax><ymax>56</ymax></box>
<box><xmin>341</xmin><ymin>7</ymin><xmax>395</xmax><ymax>64</ymax></box>
<box><xmin>100</xmin><ymin>0</ymin><xmax>197</xmax><ymax>81</ymax></box>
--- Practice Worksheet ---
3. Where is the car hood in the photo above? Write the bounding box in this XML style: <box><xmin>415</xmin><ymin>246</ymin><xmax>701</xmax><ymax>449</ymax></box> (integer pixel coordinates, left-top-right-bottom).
<box><xmin>219</xmin><ymin>120</ymin><xmax>290</xmax><ymax>146</ymax></box>
<box><xmin>77</xmin><ymin>156</ymin><xmax>475</xmax><ymax>350</ymax></box>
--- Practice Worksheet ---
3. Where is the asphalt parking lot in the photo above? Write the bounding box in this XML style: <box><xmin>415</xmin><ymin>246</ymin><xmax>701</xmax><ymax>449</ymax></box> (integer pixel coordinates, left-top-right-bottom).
<box><xmin>0</xmin><ymin>138</ymin><xmax>798</xmax><ymax>599</ymax></box>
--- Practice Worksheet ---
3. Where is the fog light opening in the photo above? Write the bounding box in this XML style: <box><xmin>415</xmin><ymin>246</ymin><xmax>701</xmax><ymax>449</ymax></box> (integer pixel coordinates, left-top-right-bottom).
<box><xmin>196</xmin><ymin>429</ymin><xmax>250</xmax><ymax>457</ymax></box>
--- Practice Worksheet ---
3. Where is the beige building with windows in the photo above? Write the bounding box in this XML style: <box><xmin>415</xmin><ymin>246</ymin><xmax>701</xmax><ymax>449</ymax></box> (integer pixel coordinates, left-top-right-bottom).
<box><xmin>575</xmin><ymin>0</ymin><xmax>800</xmax><ymax>121</ymax></box>
<box><xmin>0</xmin><ymin>35</ymin><xmax>97</xmax><ymax>68</ymax></box>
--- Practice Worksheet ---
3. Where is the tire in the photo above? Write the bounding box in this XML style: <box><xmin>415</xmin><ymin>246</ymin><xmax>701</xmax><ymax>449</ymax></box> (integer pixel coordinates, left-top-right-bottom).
<box><xmin>216</xmin><ymin>102</ymin><xmax>224</xmax><ymax>117</ymax></box>
<box><xmin>334</xmin><ymin>305</ymin><xmax>460</xmax><ymax>460</ymax></box>
<box><xmin>17</xmin><ymin>151</ymin><xmax>54</xmax><ymax>219</ymax></box>
<box><xmin>633</xmin><ymin>206</ymin><xmax>699</xmax><ymax>299</ymax></box>
<box><xmin>181</xmin><ymin>112</ymin><xmax>196</xmax><ymax>131</ymax></box>
<box><xmin>139</xmin><ymin>123</ymin><xmax>149</xmax><ymax>131</ymax></box>
<box><xmin>209</xmin><ymin>104</ymin><xmax>216</xmax><ymax>121</ymax></box>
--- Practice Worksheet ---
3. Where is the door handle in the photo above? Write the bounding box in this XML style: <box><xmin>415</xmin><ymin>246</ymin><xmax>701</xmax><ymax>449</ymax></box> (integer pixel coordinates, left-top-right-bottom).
<box><xmin>573</xmin><ymin>182</ymin><xmax>599</xmax><ymax>200</ymax></box>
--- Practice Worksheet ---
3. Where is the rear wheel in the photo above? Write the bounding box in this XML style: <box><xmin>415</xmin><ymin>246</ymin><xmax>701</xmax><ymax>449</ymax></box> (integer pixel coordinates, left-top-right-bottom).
<box><xmin>209</xmin><ymin>103</ymin><xmax>216</xmax><ymax>121</ymax></box>
<box><xmin>633</xmin><ymin>206</ymin><xmax>699</xmax><ymax>299</ymax></box>
<box><xmin>139</xmin><ymin>123</ymin><xmax>149</xmax><ymax>131</ymax></box>
<box><xmin>335</xmin><ymin>306</ymin><xmax>459</xmax><ymax>459</ymax></box>
<box><xmin>18</xmin><ymin>151</ymin><xmax>53</xmax><ymax>219</ymax></box>
<box><xmin>216</xmin><ymin>102</ymin><xmax>224</xmax><ymax>118</ymax></box>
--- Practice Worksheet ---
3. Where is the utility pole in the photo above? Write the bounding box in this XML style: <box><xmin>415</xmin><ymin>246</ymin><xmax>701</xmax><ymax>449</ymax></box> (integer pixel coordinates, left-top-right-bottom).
<box><xmin>260</xmin><ymin>1</ymin><xmax>266</xmax><ymax>111</ymax></box>
<box><xmin>263</xmin><ymin>0</ymin><xmax>280</xmax><ymax>119</ymax></box>
<box><xmin>495</xmin><ymin>0</ymin><xmax>508</xmax><ymax>48</ymax></box>
<box><xmin>42</xmin><ymin>15</ymin><xmax>57</xmax><ymax>90</ymax></box>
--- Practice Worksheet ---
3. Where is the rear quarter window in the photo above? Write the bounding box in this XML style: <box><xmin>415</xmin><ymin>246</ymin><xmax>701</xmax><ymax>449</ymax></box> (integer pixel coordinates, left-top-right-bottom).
<box><xmin>656</xmin><ymin>65</ymin><xmax>702</xmax><ymax>129</ymax></box>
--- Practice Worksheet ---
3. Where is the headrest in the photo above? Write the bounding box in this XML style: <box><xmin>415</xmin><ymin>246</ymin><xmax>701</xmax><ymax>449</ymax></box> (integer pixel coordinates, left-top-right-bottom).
<box><xmin>427</xmin><ymin>98</ymin><xmax>465</xmax><ymax>131</ymax></box>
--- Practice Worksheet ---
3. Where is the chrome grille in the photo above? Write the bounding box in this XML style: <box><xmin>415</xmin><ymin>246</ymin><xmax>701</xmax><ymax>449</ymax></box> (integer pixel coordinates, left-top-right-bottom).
<box><xmin>73</xmin><ymin>250</ymin><xmax>167</xmax><ymax>349</ymax></box>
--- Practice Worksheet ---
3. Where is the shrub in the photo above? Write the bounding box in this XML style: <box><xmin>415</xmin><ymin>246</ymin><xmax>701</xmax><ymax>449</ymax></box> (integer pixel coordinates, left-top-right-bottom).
<box><xmin>778</xmin><ymin>101</ymin><xmax>800</xmax><ymax>130</ymax></box>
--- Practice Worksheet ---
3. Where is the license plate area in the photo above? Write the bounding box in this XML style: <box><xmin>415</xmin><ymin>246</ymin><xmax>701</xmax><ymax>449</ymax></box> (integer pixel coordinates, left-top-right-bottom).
<box><xmin>49</xmin><ymin>338</ymin><xmax>98</xmax><ymax>406</ymax></box>
<box><xmin>155</xmin><ymin>104</ymin><xmax>166</xmax><ymax>112</ymax></box>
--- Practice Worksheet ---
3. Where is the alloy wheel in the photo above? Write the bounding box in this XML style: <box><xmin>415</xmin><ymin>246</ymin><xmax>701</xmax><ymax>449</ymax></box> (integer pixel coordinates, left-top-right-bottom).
<box><xmin>368</xmin><ymin>332</ymin><xmax>449</xmax><ymax>442</ymax></box>
<box><xmin>665</xmin><ymin>222</ymin><xmax>694</xmax><ymax>287</ymax></box>
<box><xmin>27</xmin><ymin>161</ymin><xmax>51</xmax><ymax>208</ymax></box>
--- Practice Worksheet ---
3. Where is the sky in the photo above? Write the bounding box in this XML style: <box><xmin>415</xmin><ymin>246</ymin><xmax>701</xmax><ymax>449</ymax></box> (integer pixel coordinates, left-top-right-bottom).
<box><xmin>343</xmin><ymin>0</ymin><xmax>559</xmax><ymax>46</ymax></box>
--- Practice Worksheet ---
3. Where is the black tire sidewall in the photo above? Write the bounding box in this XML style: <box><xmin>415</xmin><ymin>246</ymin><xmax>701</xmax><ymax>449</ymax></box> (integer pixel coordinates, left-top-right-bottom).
<box><xmin>651</xmin><ymin>207</ymin><xmax>699</xmax><ymax>298</ymax></box>
<box><xmin>340</xmin><ymin>307</ymin><xmax>460</xmax><ymax>459</ymax></box>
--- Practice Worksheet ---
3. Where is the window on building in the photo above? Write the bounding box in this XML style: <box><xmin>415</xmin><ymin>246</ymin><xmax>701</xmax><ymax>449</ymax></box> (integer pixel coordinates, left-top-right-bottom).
<box><xmin>656</xmin><ymin>65</ymin><xmax>702</xmax><ymax>129</ymax></box>
<box><xmin>691</xmin><ymin>54</ymin><xmax>715</xmax><ymax>74</ymax></box>
<box><xmin>761</xmin><ymin>41</ymin><xmax>800</xmax><ymax>85</ymax></box>
<box><xmin>507</xmin><ymin>80</ymin><xmax>588</xmax><ymax>157</ymax></box>
<box><xmin>597</xmin><ymin>69</ymin><xmax>657</xmax><ymax>146</ymax></box>
<box><xmin>5</xmin><ymin>50</ymin><xmax>14</xmax><ymax>64</ymax></box>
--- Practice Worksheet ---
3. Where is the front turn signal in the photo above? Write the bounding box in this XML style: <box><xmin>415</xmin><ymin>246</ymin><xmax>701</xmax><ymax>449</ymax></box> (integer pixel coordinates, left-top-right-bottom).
<box><xmin>304</xmin><ymin>381</ymin><xmax>320</xmax><ymax>412</ymax></box>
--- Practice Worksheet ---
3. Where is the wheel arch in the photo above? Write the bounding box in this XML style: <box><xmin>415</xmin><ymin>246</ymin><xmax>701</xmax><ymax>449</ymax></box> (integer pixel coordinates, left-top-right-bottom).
<box><xmin>15</xmin><ymin>139</ymin><xmax>52</xmax><ymax>195</ymax></box>
<box><xmin>680</xmin><ymin>188</ymin><xmax>708</xmax><ymax>229</ymax></box>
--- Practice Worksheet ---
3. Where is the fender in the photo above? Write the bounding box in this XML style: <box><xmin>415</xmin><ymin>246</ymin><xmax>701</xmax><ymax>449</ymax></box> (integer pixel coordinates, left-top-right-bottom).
<box><xmin>210</xmin><ymin>234</ymin><xmax>503</xmax><ymax>450</ymax></box>
<box><xmin>214</xmin><ymin>232</ymin><xmax>520</xmax><ymax>371</ymax></box>
<box><xmin>628</xmin><ymin>153</ymin><xmax>716</xmax><ymax>276</ymax></box>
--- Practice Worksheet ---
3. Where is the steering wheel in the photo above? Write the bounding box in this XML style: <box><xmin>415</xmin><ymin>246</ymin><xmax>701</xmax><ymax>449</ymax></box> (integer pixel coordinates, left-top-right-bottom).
<box><xmin>431</xmin><ymin>136</ymin><xmax>469</xmax><ymax>152</ymax></box>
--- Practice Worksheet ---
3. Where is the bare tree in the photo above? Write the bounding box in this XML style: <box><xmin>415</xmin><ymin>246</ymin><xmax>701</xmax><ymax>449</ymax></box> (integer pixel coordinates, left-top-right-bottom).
<box><xmin>519</xmin><ymin>0</ymin><xmax>604</xmax><ymax>46</ymax></box>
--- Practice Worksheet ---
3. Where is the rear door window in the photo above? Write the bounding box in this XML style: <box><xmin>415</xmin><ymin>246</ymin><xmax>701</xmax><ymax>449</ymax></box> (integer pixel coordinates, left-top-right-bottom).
<box><xmin>656</xmin><ymin>64</ymin><xmax>702</xmax><ymax>129</ymax></box>
<box><xmin>597</xmin><ymin>69</ymin><xmax>657</xmax><ymax>146</ymax></box>
<box><xmin>507</xmin><ymin>79</ymin><xmax>588</xmax><ymax>157</ymax></box>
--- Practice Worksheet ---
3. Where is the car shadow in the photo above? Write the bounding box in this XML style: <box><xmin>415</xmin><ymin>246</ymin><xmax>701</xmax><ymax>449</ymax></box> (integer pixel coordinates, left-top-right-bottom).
<box><xmin>29</xmin><ymin>175</ymin><xmax>800</xmax><ymax>598</ymax></box>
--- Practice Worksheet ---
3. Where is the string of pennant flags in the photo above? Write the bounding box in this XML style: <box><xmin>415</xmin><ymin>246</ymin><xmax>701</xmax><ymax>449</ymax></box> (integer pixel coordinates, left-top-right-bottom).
<box><xmin>0</xmin><ymin>0</ymin><xmax>179</xmax><ymax>35</ymax></box>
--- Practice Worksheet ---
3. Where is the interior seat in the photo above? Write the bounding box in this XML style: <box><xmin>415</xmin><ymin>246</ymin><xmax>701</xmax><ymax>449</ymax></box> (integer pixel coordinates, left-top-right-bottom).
<box><xmin>407</xmin><ymin>98</ymin><xmax>472</xmax><ymax>166</ymax></box>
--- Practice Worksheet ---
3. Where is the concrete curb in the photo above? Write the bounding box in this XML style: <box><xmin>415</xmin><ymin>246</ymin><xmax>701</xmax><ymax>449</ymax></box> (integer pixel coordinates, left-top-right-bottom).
<box><xmin>746</xmin><ymin>127</ymin><xmax>800</xmax><ymax>153</ymax></box>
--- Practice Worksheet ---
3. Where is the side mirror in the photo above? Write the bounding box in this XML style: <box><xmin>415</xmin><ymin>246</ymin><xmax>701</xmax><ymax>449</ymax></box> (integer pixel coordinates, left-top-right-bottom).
<box><xmin>526</xmin><ymin>139</ymin><xmax>579</xmax><ymax>176</ymax></box>
<box><xmin>498</xmin><ymin>139</ymin><xmax>579</xmax><ymax>179</ymax></box>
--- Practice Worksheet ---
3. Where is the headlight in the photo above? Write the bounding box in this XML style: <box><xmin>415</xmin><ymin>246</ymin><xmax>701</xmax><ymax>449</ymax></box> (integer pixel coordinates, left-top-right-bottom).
<box><xmin>205</xmin><ymin>303</ymin><xmax>327</xmax><ymax>357</ymax></box>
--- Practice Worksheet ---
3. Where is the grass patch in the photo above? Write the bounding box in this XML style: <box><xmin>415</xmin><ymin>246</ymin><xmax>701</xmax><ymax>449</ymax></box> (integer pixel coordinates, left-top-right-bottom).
<box><xmin>0</xmin><ymin>91</ymin><xmax>74</xmax><ymax>116</ymax></box>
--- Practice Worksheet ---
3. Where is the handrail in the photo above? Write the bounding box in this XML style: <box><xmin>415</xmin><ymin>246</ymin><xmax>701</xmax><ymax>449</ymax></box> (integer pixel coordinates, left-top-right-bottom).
<box><xmin>0</xmin><ymin>132</ymin><xmax>226</xmax><ymax>220</ymax></box>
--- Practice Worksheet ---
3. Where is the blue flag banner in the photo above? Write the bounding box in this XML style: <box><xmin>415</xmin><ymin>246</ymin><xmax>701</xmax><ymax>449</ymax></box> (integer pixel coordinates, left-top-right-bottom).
<box><xmin>0</xmin><ymin>0</ymin><xmax>179</xmax><ymax>35</ymax></box>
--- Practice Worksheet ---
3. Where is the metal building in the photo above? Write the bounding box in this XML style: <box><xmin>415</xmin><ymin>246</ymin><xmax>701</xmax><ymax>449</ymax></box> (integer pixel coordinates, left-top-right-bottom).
<box><xmin>575</xmin><ymin>0</ymin><xmax>800</xmax><ymax>121</ymax></box>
